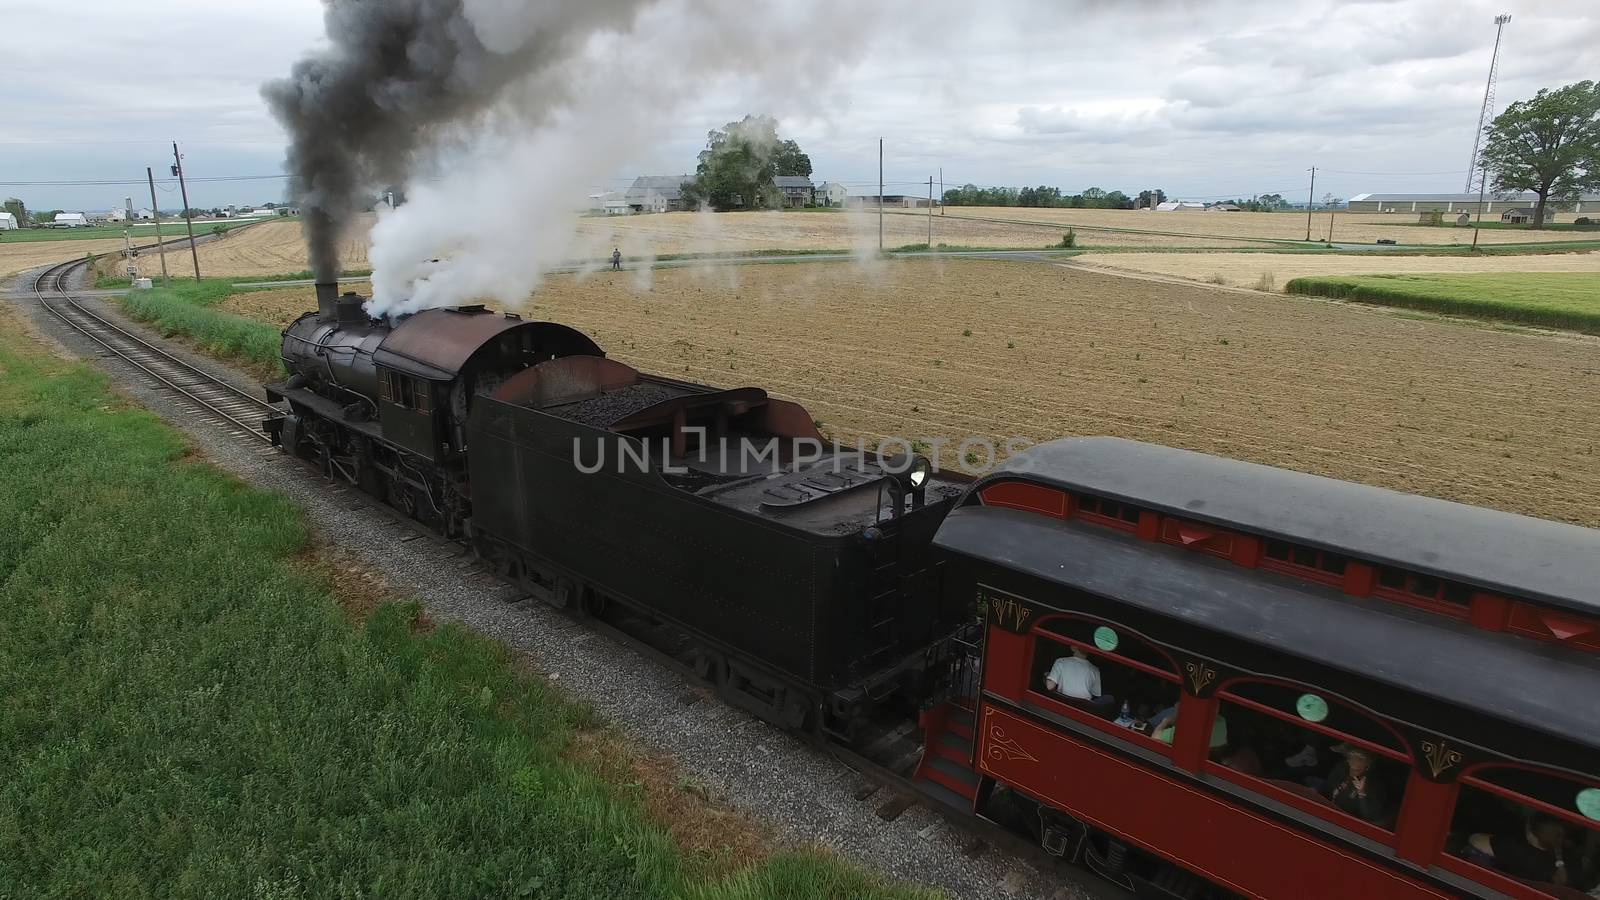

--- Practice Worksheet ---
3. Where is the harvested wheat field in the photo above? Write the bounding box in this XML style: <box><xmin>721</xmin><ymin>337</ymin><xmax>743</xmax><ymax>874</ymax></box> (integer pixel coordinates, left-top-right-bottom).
<box><xmin>1070</xmin><ymin>249</ymin><xmax>1600</xmax><ymax>289</ymax></box>
<box><xmin>1</xmin><ymin>238</ymin><xmax>135</xmax><ymax>279</ymax></box>
<box><xmin>572</xmin><ymin>210</ymin><xmax>1266</xmax><ymax>256</ymax></box>
<box><xmin>178</xmin><ymin>209</ymin><xmax>1270</xmax><ymax>279</ymax></box>
<box><xmin>221</xmin><ymin>258</ymin><xmax>1600</xmax><ymax>527</ymax></box>
<box><xmin>936</xmin><ymin>207</ymin><xmax>1590</xmax><ymax>246</ymax></box>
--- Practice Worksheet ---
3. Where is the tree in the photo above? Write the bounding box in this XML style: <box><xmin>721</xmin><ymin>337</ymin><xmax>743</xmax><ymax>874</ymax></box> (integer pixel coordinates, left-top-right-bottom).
<box><xmin>1135</xmin><ymin>189</ymin><xmax>1168</xmax><ymax>209</ymax></box>
<box><xmin>3</xmin><ymin>197</ymin><xmax>26</xmax><ymax>226</ymax></box>
<box><xmin>1480</xmin><ymin>81</ymin><xmax>1600</xmax><ymax>229</ymax></box>
<box><xmin>681</xmin><ymin>115</ymin><xmax>810</xmax><ymax>211</ymax></box>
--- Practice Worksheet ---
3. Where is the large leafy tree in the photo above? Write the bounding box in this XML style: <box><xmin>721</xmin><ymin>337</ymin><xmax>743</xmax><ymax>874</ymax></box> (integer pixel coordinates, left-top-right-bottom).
<box><xmin>681</xmin><ymin>115</ymin><xmax>810</xmax><ymax>211</ymax></box>
<box><xmin>1480</xmin><ymin>81</ymin><xmax>1600</xmax><ymax>229</ymax></box>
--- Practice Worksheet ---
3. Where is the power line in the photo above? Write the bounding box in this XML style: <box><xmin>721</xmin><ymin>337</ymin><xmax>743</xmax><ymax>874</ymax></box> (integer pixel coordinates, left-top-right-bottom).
<box><xmin>0</xmin><ymin>174</ymin><xmax>289</xmax><ymax>186</ymax></box>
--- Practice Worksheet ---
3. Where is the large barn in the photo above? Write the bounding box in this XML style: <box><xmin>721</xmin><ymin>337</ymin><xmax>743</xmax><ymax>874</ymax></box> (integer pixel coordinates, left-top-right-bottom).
<box><xmin>1346</xmin><ymin>192</ymin><xmax>1600</xmax><ymax>215</ymax></box>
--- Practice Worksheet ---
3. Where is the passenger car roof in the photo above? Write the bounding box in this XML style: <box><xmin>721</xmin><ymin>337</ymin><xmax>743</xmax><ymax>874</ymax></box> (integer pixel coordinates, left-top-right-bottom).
<box><xmin>935</xmin><ymin>505</ymin><xmax>1600</xmax><ymax>748</ymax></box>
<box><xmin>990</xmin><ymin>437</ymin><xmax>1600</xmax><ymax>615</ymax></box>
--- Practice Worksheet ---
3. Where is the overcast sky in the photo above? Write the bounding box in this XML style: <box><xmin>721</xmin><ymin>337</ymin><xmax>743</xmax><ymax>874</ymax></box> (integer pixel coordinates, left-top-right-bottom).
<box><xmin>3</xmin><ymin>0</ymin><xmax>1597</xmax><ymax>212</ymax></box>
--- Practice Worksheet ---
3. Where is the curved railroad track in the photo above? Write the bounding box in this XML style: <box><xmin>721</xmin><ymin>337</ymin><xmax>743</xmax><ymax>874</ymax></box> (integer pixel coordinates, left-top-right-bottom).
<box><xmin>31</xmin><ymin>257</ymin><xmax>280</xmax><ymax>442</ymax></box>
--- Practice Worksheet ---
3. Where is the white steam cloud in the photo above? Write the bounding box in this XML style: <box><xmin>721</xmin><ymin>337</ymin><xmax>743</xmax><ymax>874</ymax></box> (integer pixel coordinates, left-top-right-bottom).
<box><xmin>364</xmin><ymin>0</ymin><xmax>880</xmax><ymax>317</ymax></box>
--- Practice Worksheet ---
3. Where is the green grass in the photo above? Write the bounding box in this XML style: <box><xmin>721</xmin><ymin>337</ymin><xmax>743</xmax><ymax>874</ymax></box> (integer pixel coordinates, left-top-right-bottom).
<box><xmin>120</xmin><ymin>279</ymin><xmax>285</xmax><ymax>376</ymax></box>
<box><xmin>0</xmin><ymin>222</ymin><xmax>255</xmax><ymax>243</ymax></box>
<box><xmin>1285</xmin><ymin>273</ymin><xmax>1600</xmax><ymax>334</ymax></box>
<box><xmin>0</xmin><ymin>319</ymin><xmax>928</xmax><ymax>898</ymax></box>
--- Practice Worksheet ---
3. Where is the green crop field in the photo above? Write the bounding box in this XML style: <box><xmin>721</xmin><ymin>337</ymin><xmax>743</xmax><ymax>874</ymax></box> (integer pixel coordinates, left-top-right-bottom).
<box><xmin>1284</xmin><ymin>272</ymin><xmax>1600</xmax><ymax>334</ymax></box>
<box><xmin>0</xmin><ymin>222</ymin><xmax>245</xmax><ymax>243</ymax></box>
<box><xmin>0</xmin><ymin>316</ymin><xmax>924</xmax><ymax>899</ymax></box>
<box><xmin>119</xmin><ymin>278</ymin><xmax>286</xmax><ymax>378</ymax></box>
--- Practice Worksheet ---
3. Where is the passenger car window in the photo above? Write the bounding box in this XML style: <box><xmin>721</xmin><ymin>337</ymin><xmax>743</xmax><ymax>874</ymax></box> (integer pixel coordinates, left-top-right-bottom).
<box><xmin>1448</xmin><ymin>767</ymin><xmax>1600</xmax><ymax>896</ymax></box>
<box><xmin>1208</xmin><ymin>679</ymin><xmax>1411</xmax><ymax>836</ymax></box>
<box><xmin>1031</xmin><ymin>618</ymin><xmax>1181</xmax><ymax>751</ymax></box>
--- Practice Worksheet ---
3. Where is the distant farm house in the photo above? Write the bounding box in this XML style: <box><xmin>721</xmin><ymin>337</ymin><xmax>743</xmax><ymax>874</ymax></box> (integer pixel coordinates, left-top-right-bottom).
<box><xmin>1500</xmin><ymin>207</ymin><xmax>1555</xmax><ymax>224</ymax></box>
<box><xmin>1346</xmin><ymin>192</ymin><xmax>1600</xmax><ymax>215</ymax></box>
<box><xmin>846</xmin><ymin>194</ymin><xmax>934</xmax><ymax>209</ymax></box>
<box><xmin>625</xmin><ymin>175</ymin><xmax>693</xmax><ymax>213</ymax></box>
<box><xmin>1155</xmin><ymin>200</ymin><xmax>1207</xmax><ymax>211</ymax></box>
<box><xmin>1208</xmin><ymin>202</ymin><xmax>1243</xmax><ymax>212</ymax></box>
<box><xmin>816</xmin><ymin>181</ymin><xmax>848</xmax><ymax>207</ymax></box>
<box><xmin>587</xmin><ymin>191</ymin><xmax>630</xmax><ymax>216</ymax></box>
<box><xmin>773</xmin><ymin>175</ymin><xmax>815</xmax><ymax>208</ymax></box>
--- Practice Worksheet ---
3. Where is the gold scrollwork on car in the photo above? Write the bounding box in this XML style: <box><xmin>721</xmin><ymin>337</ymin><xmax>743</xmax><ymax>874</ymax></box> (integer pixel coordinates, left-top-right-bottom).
<box><xmin>1421</xmin><ymin>739</ymin><xmax>1463</xmax><ymax>779</ymax></box>
<box><xmin>984</xmin><ymin>592</ymin><xmax>1033</xmax><ymax>632</ymax></box>
<box><xmin>986</xmin><ymin>725</ymin><xmax>1039</xmax><ymax>763</ymax></box>
<box><xmin>1184</xmin><ymin>660</ymin><xmax>1217</xmax><ymax>695</ymax></box>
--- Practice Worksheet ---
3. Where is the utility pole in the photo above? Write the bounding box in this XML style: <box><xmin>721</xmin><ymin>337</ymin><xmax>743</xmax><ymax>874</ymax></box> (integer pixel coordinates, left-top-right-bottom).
<box><xmin>1471</xmin><ymin>159</ymin><xmax>1490</xmax><ymax>251</ymax></box>
<box><xmin>927</xmin><ymin>176</ymin><xmax>934</xmax><ymax>248</ymax></box>
<box><xmin>939</xmin><ymin>167</ymin><xmax>944</xmax><ymax>216</ymax></box>
<box><xmin>1305</xmin><ymin>166</ymin><xmax>1316</xmax><ymax>241</ymax></box>
<box><xmin>1327</xmin><ymin>200</ymin><xmax>1337</xmax><ymax>246</ymax></box>
<box><xmin>878</xmin><ymin>138</ymin><xmax>884</xmax><ymax>253</ymax></box>
<box><xmin>146</xmin><ymin>167</ymin><xmax>170</xmax><ymax>286</ymax></box>
<box><xmin>172</xmin><ymin>141</ymin><xmax>201</xmax><ymax>282</ymax></box>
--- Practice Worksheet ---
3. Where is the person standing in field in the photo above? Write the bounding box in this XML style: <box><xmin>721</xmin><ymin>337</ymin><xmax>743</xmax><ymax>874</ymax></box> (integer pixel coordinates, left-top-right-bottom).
<box><xmin>611</xmin><ymin>248</ymin><xmax>622</xmax><ymax>271</ymax></box>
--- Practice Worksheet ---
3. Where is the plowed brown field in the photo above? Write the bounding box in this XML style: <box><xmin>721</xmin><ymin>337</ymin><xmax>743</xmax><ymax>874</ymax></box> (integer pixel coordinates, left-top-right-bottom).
<box><xmin>222</xmin><ymin>259</ymin><xmax>1600</xmax><ymax>527</ymax></box>
<box><xmin>936</xmin><ymin>207</ymin><xmax>1591</xmax><ymax>245</ymax></box>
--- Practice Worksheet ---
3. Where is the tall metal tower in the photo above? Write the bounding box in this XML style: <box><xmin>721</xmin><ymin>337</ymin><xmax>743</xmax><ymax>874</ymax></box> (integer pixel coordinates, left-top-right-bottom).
<box><xmin>1464</xmin><ymin>14</ymin><xmax>1512</xmax><ymax>192</ymax></box>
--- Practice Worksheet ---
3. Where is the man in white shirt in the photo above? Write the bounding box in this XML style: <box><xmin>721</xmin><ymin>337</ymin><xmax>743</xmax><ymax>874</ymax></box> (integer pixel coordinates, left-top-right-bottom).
<box><xmin>1045</xmin><ymin>646</ymin><xmax>1102</xmax><ymax>700</ymax></box>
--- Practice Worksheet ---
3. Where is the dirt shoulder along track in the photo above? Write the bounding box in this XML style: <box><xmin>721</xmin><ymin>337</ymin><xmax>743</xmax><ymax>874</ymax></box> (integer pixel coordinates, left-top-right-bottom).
<box><xmin>219</xmin><ymin>257</ymin><xmax>1600</xmax><ymax>528</ymax></box>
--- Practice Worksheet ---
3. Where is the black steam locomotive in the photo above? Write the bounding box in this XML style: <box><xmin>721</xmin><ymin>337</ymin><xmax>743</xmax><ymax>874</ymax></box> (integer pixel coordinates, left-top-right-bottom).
<box><xmin>265</xmin><ymin>284</ymin><xmax>970</xmax><ymax>736</ymax></box>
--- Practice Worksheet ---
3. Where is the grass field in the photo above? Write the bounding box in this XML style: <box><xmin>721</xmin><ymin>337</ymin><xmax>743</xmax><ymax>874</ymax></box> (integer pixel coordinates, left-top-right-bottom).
<box><xmin>119</xmin><ymin>279</ymin><xmax>286</xmax><ymax>379</ymax></box>
<box><xmin>1285</xmin><ymin>273</ymin><xmax>1600</xmax><ymax>334</ymax></box>
<box><xmin>0</xmin><ymin>221</ymin><xmax>249</xmax><ymax>243</ymax></box>
<box><xmin>214</xmin><ymin>259</ymin><xmax>1600</xmax><ymax>529</ymax></box>
<box><xmin>0</xmin><ymin>305</ymin><xmax>924</xmax><ymax>898</ymax></box>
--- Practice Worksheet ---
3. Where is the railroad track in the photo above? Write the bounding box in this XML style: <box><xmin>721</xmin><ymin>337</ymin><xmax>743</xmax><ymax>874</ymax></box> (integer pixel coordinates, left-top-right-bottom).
<box><xmin>31</xmin><ymin>258</ymin><xmax>280</xmax><ymax>443</ymax></box>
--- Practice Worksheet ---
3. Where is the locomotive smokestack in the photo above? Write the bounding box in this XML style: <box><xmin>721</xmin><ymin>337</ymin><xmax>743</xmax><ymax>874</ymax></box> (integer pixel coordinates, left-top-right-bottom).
<box><xmin>315</xmin><ymin>282</ymin><xmax>339</xmax><ymax>322</ymax></box>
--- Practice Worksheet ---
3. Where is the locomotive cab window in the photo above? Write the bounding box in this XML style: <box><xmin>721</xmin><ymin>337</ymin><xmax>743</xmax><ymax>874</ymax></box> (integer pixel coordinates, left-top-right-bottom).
<box><xmin>1447</xmin><ymin>766</ymin><xmax>1600</xmax><ymax>896</ymax></box>
<box><xmin>1206</xmin><ymin>678</ymin><xmax>1411</xmax><ymax>839</ymax></box>
<box><xmin>1029</xmin><ymin>617</ymin><xmax>1181</xmax><ymax>753</ymax></box>
<box><xmin>380</xmin><ymin>371</ymin><xmax>431</xmax><ymax>413</ymax></box>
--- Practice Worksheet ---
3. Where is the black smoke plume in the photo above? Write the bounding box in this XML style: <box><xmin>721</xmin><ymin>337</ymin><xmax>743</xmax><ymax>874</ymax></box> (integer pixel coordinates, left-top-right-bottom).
<box><xmin>264</xmin><ymin>1</ymin><xmax>645</xmax><ymax>283</ymax></box>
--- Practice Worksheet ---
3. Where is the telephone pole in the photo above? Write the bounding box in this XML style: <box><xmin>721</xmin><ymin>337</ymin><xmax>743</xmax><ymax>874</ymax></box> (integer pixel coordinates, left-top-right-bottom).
<box><xmin>1305</xmin><ymin>166</ymin><xmax>1317</xmax><ymax>241</ymax></box>
<box><xmin>939</xmin><ymin>167</ymin><xmax>944</xmax><ymax>216</ymax></box>
<box><xmin>146</xmin><ymin>167</ymin><xmax>170</xmax><ymax>286</ymax></box>
<box><xmin>173</xmin><ymin>142</ymin><xmax>201</xmax><ymax>282</ymax></box>
<box><xmin>878</xmin><ymin>138</ymin><xmax>884</xmax><ymax>252</ymax></box>
<box><xmin>927</xmin><ymin>176</ymin><xmax>934</xmax><ymax>247</ymax></box>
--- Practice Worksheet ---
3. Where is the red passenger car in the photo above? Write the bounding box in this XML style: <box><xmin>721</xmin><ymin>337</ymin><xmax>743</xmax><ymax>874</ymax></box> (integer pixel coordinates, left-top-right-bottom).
<box><xmin>918</xmin><ymin>438</ymin><xmax>1600</xmax><ymax>899</ymax></box>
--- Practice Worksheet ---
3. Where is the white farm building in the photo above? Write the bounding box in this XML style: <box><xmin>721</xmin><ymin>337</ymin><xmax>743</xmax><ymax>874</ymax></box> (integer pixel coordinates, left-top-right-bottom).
<box><xmin>53</xmin><ymin>212</ymin><xmax>89</xmax><ymax>228</ymax></box>
<box><xmin>1154</xmin><ymin>200</ymin><xmax>1207</xmax><ymax>211</ymax></box>
<box><xmin>1346</xmin><ymin>192</ymin><xmax>1600</xmax><ymax>215</ymax></box>
<box><xmin>0</xmin><ymin>211</ymin><xmax>17</xmax><ymax>230</ymax></box>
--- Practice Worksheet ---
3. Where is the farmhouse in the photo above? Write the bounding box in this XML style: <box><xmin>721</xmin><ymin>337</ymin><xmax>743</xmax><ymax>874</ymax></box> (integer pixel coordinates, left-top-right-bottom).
<box><xmin>773</xmin><ymin>175</ymin><xmax>814</xmax><ymax>208</ymax></box>
<box><xmin>587</xmin><ymin>191</ymin><xmax>630</xmax><ymax>216</ymax></box>
<box><xmin>0</xmin><ymin>211</ymin><xmax>17</xmax><ymax>230</ymax></box>
<box><xmin>816</xmin><ymin>181</ymin><xmax>848</xmax><ymax>207</ymax></box>
<box><xmin>625</xmin><ymin>175</ymin><xmax>692</xmax><ymax>213</ymax></box>
<box><xmin>53</xmin><ymin>212</ymin><xmax>89</xmax><ymax>227</ymax></box>
<box><xmin>1500</xmin><ymin>207</ymin><xmax>1555</xmax><ymax>224</ymax></box>
<box><xmin>1347</xmin><ymin>192</ymin><xmax>1600</xmax><ymax>215</ymax></box>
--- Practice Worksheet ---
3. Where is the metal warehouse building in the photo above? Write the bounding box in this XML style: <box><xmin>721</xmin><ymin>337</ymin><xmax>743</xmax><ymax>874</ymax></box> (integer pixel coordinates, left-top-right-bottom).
<box><xmin>1347</xmin><ymin>192</ymin><xmax>1600</xmax><ymax>215</ymax></box>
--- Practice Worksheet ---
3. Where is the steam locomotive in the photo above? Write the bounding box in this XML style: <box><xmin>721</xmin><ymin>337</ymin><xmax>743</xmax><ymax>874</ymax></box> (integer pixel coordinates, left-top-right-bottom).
<box><xmin>265</xmin><ymin>284</ymin><xmax>1600</xmax><ymax>900</ymax></box>
<box><xmin>265</xmin><ymin>283</ymin><xmax>970</xmax><ymax>735</ymax></box>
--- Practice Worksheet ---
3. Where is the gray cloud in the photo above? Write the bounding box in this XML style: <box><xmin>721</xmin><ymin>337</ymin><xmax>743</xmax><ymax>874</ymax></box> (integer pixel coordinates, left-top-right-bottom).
<box><xmin>3</xmin><ymin>0</ymin><xmax>1598</xmax><ymax>211</ymax></box>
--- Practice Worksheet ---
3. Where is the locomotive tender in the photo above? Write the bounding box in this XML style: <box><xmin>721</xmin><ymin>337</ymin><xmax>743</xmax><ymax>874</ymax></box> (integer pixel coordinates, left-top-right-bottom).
<box><xmin>265</xmin><ymin>284</ymin><xmax>969</xmax><ymax>735</ymax></box>
<box><xmin>265</xmin><ymin>285</ymin><xmax>1600</xmax><ymax>899</ymax></box>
